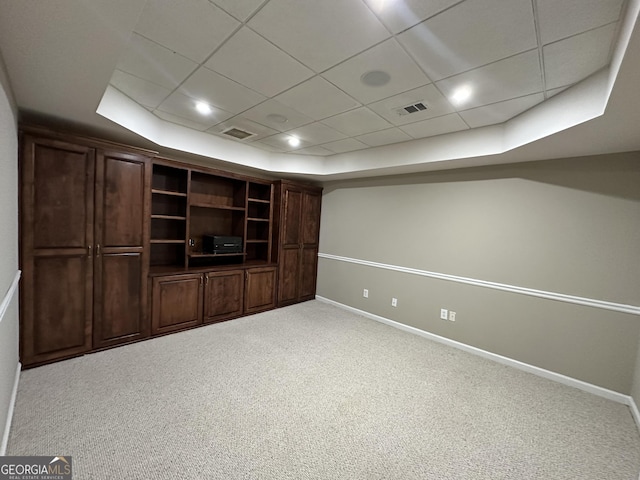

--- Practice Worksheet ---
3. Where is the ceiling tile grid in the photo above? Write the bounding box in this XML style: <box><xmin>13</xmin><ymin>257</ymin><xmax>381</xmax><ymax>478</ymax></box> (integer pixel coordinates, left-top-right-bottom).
<box><xmin>106</xmin><ymin>0</ymin><xmax>627</xmax><ymax>155</ymax></box>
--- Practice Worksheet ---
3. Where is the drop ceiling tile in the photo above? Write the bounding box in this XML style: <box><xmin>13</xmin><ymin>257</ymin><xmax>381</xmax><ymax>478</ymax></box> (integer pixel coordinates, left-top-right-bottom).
<box><xmin>110</xmin><ymin>70</ymin><xmax>172</xmax><ymax>108</ymax></box>
<box><xmin>321</xmin><ymin>138</ymin><xmax>370</xmax><ymax>154</ymax></box>
<box><xmin>134</xmin><ymin>0</ymin><xmax>240</xmax><ymax>63</ymax></box>
<box><xmin>537</xmin><ymin>0</ymin><xmax>625</xmax><ymax>45</ymax></box>
<box><xmin>323</xmin><ymin>39</ymin><xmax>431</xmax><ymax>104</ymax></box>
<box><xmin>206</xmin><ymin>27</ymin><xmax>313</xmax><ymax>97</ymax></box>
<box><xmin>154</xmin><ymin>110</ymin><xmax>216</xmax><ymax>131</ymax></box>
<box><xmin>207</xmin><ymin>117</ymin><xmax>278</xmax><ymax>142</ymax></box>
<box><xmin>179</xmin><ymin>66</ymin><xmax>266</xmax><ymax>114</ymax></box>
<box><xmin>364</xmin><ymin>0</ymin><xmax>464</xmax><ymax>34</ymax></box>
<box><xmin>546</xmin><ymin>86</ymin><xmax>570</xmax><ymax>98</ymax></box>
<box><xmin>211</xmin><ymin>0</ymin><xmax>265</xmax><ymax>21</ymax></box>
<box><xmin>367</xmin><ymin>84</ymin><xmax>456</xmax><ymax>126</ymax></box>
<box><xmin>260</xmin><ymin>133</ymin><xmax>312</xmax><ymax>152</ymax></box>
<box><xmin>252</xmin><ymin>141</ymin><xmax>288</xmax><ymax>153</ymax></box>
<box><xmin>458</xmin><ymin>93</ymin><xmax>544</xmax><ymax>128</ymax></box>
<box><xmin>116</xmin><ymin>34</ymin><xmax>197</xmax><ymax>90</ymax></box>
<box><xmin>321</xmin><ymin>107</ymin><xmax>392</xmax><ymax>137</ymax></box>
<box><xmin>544</xmin><ymin>23</ymin><xmax>617</xmax><ymax>90</ymax></box>
<box><xmin>274</xmin><ymin>76</ymin><xmax>360</xmax><ymax>121</ymax></box>
<box><xmin>436</xmin><ymin>50</ymin><xmax>543</xmax><ymax>110</ymax></box>
<box><xmin>248</xmin><ymin>0</ymin><xmax>389</xmax><ymax>72</ymax></box>
<box><xmin>157</xmin><ymin>91</ymin><xmax>233</xmax><ymax>126</ymax></box>
<box><xmin>241</xmin><ymin>99</ymin><xmax>314</xmax><ymax>131</ymax></box>
<box><xmin>398</xmin><ymin>0</ymin><xmax>537</xmax><ymax>81</ymax></box>
<box><xmin>286</xmin><ymin>123</ymin><xmax>346</xmax><ymax>145</ymax></box>
<box><xmin>295</xmin><ymin>146</ymin><xmax>334</xmax><ymax>156</ymax></box>
<box><xmin>400</xmin><ymin>113</ymin><xmax>469</xmax><ymax>139</ymax></box>
<box><xmin>356</xmin><ymin>127</ymin><xmax>413</xmax><ymax>147</ymax></box>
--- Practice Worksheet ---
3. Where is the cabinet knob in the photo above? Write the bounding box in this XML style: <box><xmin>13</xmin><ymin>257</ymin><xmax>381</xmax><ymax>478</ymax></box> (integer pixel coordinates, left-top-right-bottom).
<box><xmin>96</xmin><ymin>244</ymin><xmax>101</xmax><ymax>256</ymax></box>
<box><xmin>87</xmin><ymin>245</ymin><xmax>92</xmax><ymax>258</ymax></box>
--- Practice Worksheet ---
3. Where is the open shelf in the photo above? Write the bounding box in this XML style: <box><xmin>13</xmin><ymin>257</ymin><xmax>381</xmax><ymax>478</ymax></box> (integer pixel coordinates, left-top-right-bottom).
<box><xmin>152</xmin><ymin>214</ymin><xmax>186</xmax><ymax>220</ymax></box>
<box><xmin>189</xmin><ymin>202</ymin><xmax>245</xmax><ymax>211</ymax></box>
<box><xmin>151</xmin><ymin>239</ymin><xmax>185</xmax><ymax>244</ymax></box>
<box><xmin>189</xmin><ymin>252</ymin><xmax>246</xmax><ymax>258</ymax></box>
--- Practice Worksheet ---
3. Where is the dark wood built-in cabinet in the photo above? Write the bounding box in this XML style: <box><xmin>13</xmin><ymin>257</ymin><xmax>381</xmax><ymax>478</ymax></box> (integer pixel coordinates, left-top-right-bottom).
<box><xmin>20</xmin><ymin>132</ymin><xmax>151</xmax><ymax>366</ymax></box>
<box><xmin>19</xmin><ymin>126</ymin><xmax>321</xmax><ymax>367</ymax></box>
<box><xmin>274</xmin><ymin>181</ymin><xmax>322</xmax><ymax>307</ymax></box>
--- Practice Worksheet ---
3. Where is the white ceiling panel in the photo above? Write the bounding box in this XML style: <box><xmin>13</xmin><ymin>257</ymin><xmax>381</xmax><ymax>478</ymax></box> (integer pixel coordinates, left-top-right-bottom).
<box><xmin>207</xmin><ymin>117</ymin><xmax>278</xmax><ymax>142</ymax></box>
<box><xmin>287</xmin><ymin>123</ymin><xmax>347</xmax><ymax>145</ymax></box>
<box><xmin>364</xmin><ymin>0</ymin><xmax>464</xmax><ymax>34</ymax></box>
<box><xmin>322</xmin><ymin>39</ymin><xmax>431</xmax><ymax>104</ymax></box>
<box><xmin>367</xmin><ymin>83</ymin><xmax>456</xmax><ymax>126</ymax></box>
<box><xmin>356</xmin><ymin>127</ymin><xmax>413</xmax><ymax>147</ymax></box>
<box><xmin>116</xmin><ymin>34</ymin><xmax>197</xmax><ymax>90</ymax></box>
<box><xmin>241</xmin><ymin>99</ymin><xmax>314</xmax><ymax>131</ymax></box>
<box><xmin>459</xmin><ymin>93</ymin><xmax>544</xmax><ymax>128</ymax></box>
<box><xmin>536</xmin><ymin>0</ymin><xmax>625</xmax><ymax>45</ymax></box>
<box><xmin>436</xmin><ymin>50</ymin><xmax>543</xmax><ymax>110</ymax></box>
<box><xmin>274</xmin><ymin>76</ymin><xmax>360</xmax><ymax>121</ymax></box>
<box><xmin>398</xmin><ymin>0</ymin><xmax>537</xmax><ymax>81</ymax></box>
<box><xmin>154</xmin><ymin>110</ymin><xmax>218</xmax><ymax>131</ymax></box>
<box><xmin>109</xmin><ymin>70</ymin><xmax>172</xmax><ymax>108</ymax></box>
<box><xmin>248</xmin><ymin>0</ymin><xmax>390</xmax><ymax>72</ymax></box>
<box><xmin>260</xmin><ymin>133</ymin><xmax>312</xmax><ymax>151</ymax></box>
<box><xmin>400</xmin><ymin>112</ymin><xmax>469</xmax><ymax>138</ymax></box>
<box><xmin>134</xmin><ymin>0</ymin><xmax>240</xmax><ymax>63</ymax></box>
<box><xmin>544</xmin><ymin>23</ymin><xmax>618</xmax><ymax>90</ymax></box>
<box><xmin>179</xmin><ymin>66</ymin><xmax>266</xmax><ymax>114</ymax></box>
<box><xmin>206</xmin><ymin>27</ymin><xmax>313</xmax><ymax>97</ymax></box>
<box><xmin>546</xmin><ymin>86</ymin><xmax>570</xmax><ymax>98</ymax></box>
<box><xmin>211</xmin><ymin>0</ymin><xmax>267</xmax><ymax>21</ymax></box>
<box><xmin>321</xmin><ymin>138</ymin><xmax>370</xmax><ymax>154</ymax></box>
<box><xmin>321</xmin><ymin>107</ymin><xmax>392</xmax><ymax>137</ymax></box>
<box><xmin>157</xmin><ymin>91</ymin><xmax>233</xmax><ymax>126</ymax></box>
<box><xmin>295</xmin><ymin>146</ymin><xmax>334</xmax><ymax>156</ymax></box>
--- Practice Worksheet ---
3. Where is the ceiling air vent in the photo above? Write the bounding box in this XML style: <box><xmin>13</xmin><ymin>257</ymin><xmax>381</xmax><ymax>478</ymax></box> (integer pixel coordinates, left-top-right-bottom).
<box><xmin>396</xmin><ymin>101</ymin><xmax>428</xmax><ymax>116</ymax></box>
<box><xmin>222</xmin><ymin>127</ymin><xmax>255</xmax><ymax>140</ymax></box>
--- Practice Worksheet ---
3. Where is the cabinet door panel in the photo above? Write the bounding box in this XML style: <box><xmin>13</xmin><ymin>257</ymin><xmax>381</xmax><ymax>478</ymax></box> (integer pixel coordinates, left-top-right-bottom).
<box><xmin>282</xmin><ymin>189</ymin><xmax>302</xmax><ymax>246</ymax></box>
<box><xmin>29</xmin><ymin>141</ymin><xmax>94</xmax><ymax>249</ymax></box>
<box><xmin>28</xmin><ymin>255</ymin><xmax>92</xmax><ymax>362</ymax></box>
<box><xmin>278</xmin><ymin>247</ymin><xmax>300</xmax><ymax>305</ymax></box>
<box><xmin>301</xmin><ymin>191</ymin><xmax>321</xmax><ymax>245</ymax></box>
<box><xmin>204</xmin><ymin>270</ymin><xmax>244</xmax><ymax>323</ymax></box>
<box><xmin>245</xmin><ymin>267</ymin><xmax>276</xmax><ymax>314</ymax></box>
<box><xmin>98</xmin><ymin>152</ymin><xmax>147</xmax><ymax>247</ymax></box>
<box><xmin>299</xmin><ymin>247</ymin><xmax>319</xmax><ymax>300</ymax></box>
<box><xmin>152</xmin><ymin>274</ymin><xmax>202</xmax><ymax>334</ymax></box>
<box><xmin>94</xmin><ymin>253</ymin><xmax>147</xmax><ymax>348</ymax></box>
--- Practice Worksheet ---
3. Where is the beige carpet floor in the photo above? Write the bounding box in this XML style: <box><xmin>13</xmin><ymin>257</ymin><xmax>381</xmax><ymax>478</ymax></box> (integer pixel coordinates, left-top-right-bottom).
<box><xmin>7</xmin><ymin>300</ymin><xmax>640</xmax><ymax>479</ymax></box>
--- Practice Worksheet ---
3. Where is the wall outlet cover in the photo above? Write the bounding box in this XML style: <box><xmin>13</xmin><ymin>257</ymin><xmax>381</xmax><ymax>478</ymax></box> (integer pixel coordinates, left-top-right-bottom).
<box><xmin>440</xmin><ymin>308</ymin><xmax>448</xmax><ymax>320</ymax></box>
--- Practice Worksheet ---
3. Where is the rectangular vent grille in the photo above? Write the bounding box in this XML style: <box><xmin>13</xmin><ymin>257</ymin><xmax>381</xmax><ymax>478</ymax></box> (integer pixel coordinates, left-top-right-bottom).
<box><xmin>397</xmin><ymin>102</ymin><xmax>428</xmax><ymax>116</ymax></box>
<box><xmin>222</xmin><ymin>127</ymin><xmax>255</xmax><ymax>140</ymax></box>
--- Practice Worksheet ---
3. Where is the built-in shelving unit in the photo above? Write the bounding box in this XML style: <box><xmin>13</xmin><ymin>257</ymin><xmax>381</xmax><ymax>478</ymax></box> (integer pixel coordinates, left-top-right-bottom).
<box><xmin>150</xmin><ymin>160</ymin><xmax>274</xmax><ymax>270</ymax></box>
<box><xmin>150</xmin><ymin>163</ymin><xmax>188</xmax><ymax>267</ymax></box>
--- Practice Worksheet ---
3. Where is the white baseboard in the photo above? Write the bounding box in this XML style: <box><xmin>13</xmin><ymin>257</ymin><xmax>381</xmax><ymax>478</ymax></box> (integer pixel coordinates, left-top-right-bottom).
<box><xmin>316</xmin><ymin>296</ymin><xmax>633</xmax><ymax>408</ymax></box>
<box><xmin>0</xmin><ymin>361</ymin><xmax>21</xmax><ymax>456</ymax></box>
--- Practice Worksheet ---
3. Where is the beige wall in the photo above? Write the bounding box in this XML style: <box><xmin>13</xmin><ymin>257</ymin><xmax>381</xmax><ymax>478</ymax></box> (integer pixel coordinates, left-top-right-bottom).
<box><xmin>0</xmin><ymin>51</ymin><xmax>19</xmax><ymax>450</ymax></box>
<box><xmin>317</xmin><ymin>154</ymin><xmax>640</xmax><ymax>394</ymax></box>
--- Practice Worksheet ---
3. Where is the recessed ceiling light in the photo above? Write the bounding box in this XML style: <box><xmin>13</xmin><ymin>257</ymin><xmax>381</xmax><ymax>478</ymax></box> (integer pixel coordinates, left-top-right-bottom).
<box><xmin>361</xmin><ymin>70</ymin><xmax>391</xmax><ymax>87</ymax></box>
<box><xmin>369</xmin><ymin>0</ymin><xmax>395</xmax><ymax>12</ymax></box>
<box><xmin>450</xmin><ymin>85</ymin><xmax>473</xmax><ymax>105</ymax></box>
<box><xmin>266</xmin><ymin>113</ymin><xmax>288</xmax><ymax>124</ymax></box>
<box><xmin>195</xmin><ymin>101</ymin><xmax>212</xmax><ymax>115</ymax></box>
<box><xmin>287</xmin><ymin>136</ymin><xmax>300</xmax><ymax>147</ymax></box>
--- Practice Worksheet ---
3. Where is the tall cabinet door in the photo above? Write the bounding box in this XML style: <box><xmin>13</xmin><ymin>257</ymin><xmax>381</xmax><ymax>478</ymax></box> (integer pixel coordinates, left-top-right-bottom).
<box><xmin>276</xmin><ymin>181</ymin><xmax>322</xmax><ymax>307</ymax></box>
<box><xmin>299</xmin><ymin>190</ymin><xmax>322</xmax><ymax>301</ymax></box>
<box><xmin>278</xmin><ymin>187</ymin><xmax>303</xmax><ymax>305</ymax></box>
<box><xmin>21</xmin><ymin>136</ymin><xmax>95</xmax><ymax>366</ymax></box>
<box><xmin>93</xmin><ymin>151</ymin><xmax>150</xmax><ymax>349</ymax></box>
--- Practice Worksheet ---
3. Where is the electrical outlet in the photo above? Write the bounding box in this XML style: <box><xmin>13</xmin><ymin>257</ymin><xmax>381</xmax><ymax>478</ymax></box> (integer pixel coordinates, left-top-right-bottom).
<box><xmin>363</xmin><ymin>289</ymin><xmax>369</xmax><ymax>298</ymax></box>
<box><xmin>449</xmin><ymin>311</ymin><xmax>456</xmax><ymax>322</ymax></box>
<box><xmin>440</xmin><ymin>308</ymin><xmax>448</xmax><ymax>320</ymax></box>
<box><xmin>391</xmin><ymin>298</ymin><xmax>397</xmax><ymax>307</ymax></box>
